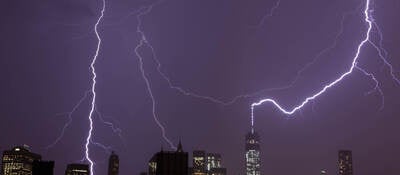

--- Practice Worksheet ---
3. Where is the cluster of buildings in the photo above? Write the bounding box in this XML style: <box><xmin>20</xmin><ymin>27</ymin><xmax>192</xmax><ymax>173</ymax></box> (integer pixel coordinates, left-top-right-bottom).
<box><xmin>0</xmin><ymin>145</ymin><xmax>119</xmax><ymax>175</ymax></box>
<box><xmin>0</xmin><ymin>130</ymin><xmax>354</xmax><ymax>175</ymax></box>
<box><xmin>141</xmin><ymin>141</ymin><xmax>227</xmax><ymax>175</ymax></box>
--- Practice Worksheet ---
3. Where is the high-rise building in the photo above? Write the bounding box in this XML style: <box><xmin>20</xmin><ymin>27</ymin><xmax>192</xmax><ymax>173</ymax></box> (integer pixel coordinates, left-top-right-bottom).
<box><xmin>191</xmin><ymin>151</ymin><xmax>226</xmax><ymax>175</ymax></box>
<box><xmin>108</xmin><ymin>152</ymin><xmax>119</xmax><ymax>175</ymax></box>
<box><xmin>245</xmin><ymin>131</ymin><xmax>261</xmax><ymax>175</ymax></box>
<box><xmin>192</xmin><ymin>151</ymin><xmax>206</xmax><ymax>175</ymax></box>
<box><xmin>338</xmin><ymin>150</ymin><xmax>353</xmax><ymax>175</ymax></box>
<box><xmin>2</xmin><ymin>145</ymin><xmax>42</xmax><ymax>175</ymax></box>
<box><xmin>206</xmin><ymin>153</ymin><xmax>221</xmax><ymax>172</ymax></box>
<box><xmin>32</xmin><ymin>160</ymin><xmax>54</xmax><ymax>175</ymax></box>
<box><xmin>148</xmin><ymin>141</ymin><xmax>188</xmax><ymax>175</ymax></box>
<box><xmin>206</xmin><ymin>153</ymin><xmax>226</xmax><ymax>175</ymax></box>
<box><xmin>65</xmin><ymin>164</ymin><xmax>89</xmax><ymax>175</ymax></box>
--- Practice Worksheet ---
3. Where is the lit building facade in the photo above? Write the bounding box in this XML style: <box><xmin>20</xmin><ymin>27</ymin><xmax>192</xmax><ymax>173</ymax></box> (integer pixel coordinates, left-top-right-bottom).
<box><xmin>192</xmin><ymin>151</ymin><xmax>206</xmax><ymax>175</ymax></box>
<box><xmin>108</xmin><ymin>152</ymin><xmax>119</xmax><ymax>175</ymax></box>
<box><xmin>206</xmin><ymin>153</ymin><xmax>226</xmax><ymax>175</ymax></box>
<box><xmin>338</xmin><ymin>150</ymin><xmax>353</xmax><ymax>175</ymax></box>
<box><xmin>206</xmin><ymin>153</ymin><xmax>221</xmax><ymax>172</ymax></box>
<box><xmin>245</xmin><ymin>131</ymin><xmax>260</xmax><ymax>175</ymax></box>
<box><xmin>65</xmin><ymin>164</ymin><xmax>89</xmax><ymax>175</ymax></box>
<box><xmin>2</xmin><ymin>145</ymin><xmax>42</xmax><ymax>175</ymax></box>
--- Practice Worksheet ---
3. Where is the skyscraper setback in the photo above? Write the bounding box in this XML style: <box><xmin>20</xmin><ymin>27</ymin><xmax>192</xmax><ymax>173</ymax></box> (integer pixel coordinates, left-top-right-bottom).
<box><xmin>338</xmin><ymin>150</ymin><xmax>353</xmax><ymax>175</ymax></box>
<box><xmin>245</xmin><ymin>131</ymin><xmax>261</xmax><ymax>175</ymax></box>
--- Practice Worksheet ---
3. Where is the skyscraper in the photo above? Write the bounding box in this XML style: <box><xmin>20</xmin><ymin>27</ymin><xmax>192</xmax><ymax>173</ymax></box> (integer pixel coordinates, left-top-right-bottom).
<box><xmin>191</xmin><ymin>151</ymin><xmax>226</xmax><ymax>175</ymax></box>
<box><xmin>2</xmin><ymin>145</ymin><xmax>42</xmax><ymax>175</ymax></box>
<box><xmin>245</xmin><ymin>131</ymin><xmax>261</xmax><ymax>175</ymax></box>
<box><xmin>206</xmin><ymin>153</ymin><xmax>226</xmax><ymax>175</ymax></box>
<box><xmin>65</xmin><ymin>164</ymin><xmax>89</xmax><ymax>175</ymax></box>
<box><xmin>108</xmin><ymin>152</ymin><xmax>119</xmax><ymax>175</ymax></box>
<box><xmin>206</xmin><ymin>153</ymin><xmax>221</xmax><ymax>172</ymax></box>
<box><xmin>148</xmin><ymin>141</ymin><xmax>188</xmax><ymax>175</ymax></box>
<box><xmin>338</xmin><ymin>150</ymin><xmax>353</xmax><ymax>175</ymax></box>
<box><xmin>192</xmin><ymin>151</ymin><xmax>206</xmax><ymax>175</ymax></box>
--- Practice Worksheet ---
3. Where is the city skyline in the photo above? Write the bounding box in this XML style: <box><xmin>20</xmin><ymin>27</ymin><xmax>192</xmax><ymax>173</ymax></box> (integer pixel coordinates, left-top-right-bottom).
<box><xmin>1</xmin><ymin>143</ymin><xmax>359</xmax><ymax>175</ymax></box>
<box><xmin>1</xmin><ymin>0</ymin><xmax>400</xmax><ymax>175</ymax></box>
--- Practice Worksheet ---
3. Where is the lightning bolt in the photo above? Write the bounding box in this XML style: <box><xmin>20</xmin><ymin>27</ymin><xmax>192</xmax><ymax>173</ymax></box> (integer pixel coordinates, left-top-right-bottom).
<box><xmin>355</xmin><ymin>65</ymin><xmax>384</xmax><ymax>110</ymax></box>
<box><xmin>250</xmin><ymin>0</ymin><xmax>398</xmax><ymax>131</ymax></box>
<box><xmin>134</xmin><ymin>1</ymin><xmax>177</xmax><ymax>150</ymax></box>
<box><xmin>131</xmin><ymin>0</ymin><xmax>396</xmax><ymax>145</ymax></box>
<box><xmin>256</xmin><ymin>0</ymin><xmax>282</xmax><ymax>27</ymax></box>
<box><xmin>85</xmin><ymin>0</ymin><xmax>105</xmax><ymax>174</ymax></box>
<box><xmin>138</xmin><ymin>3</ymin><xmax>364</xmax><ymax>107</ymax></box>
<box><xmin>45</xmin><ymin>91</ymin><xmax>90</xmax><ymax>149</ymax></box>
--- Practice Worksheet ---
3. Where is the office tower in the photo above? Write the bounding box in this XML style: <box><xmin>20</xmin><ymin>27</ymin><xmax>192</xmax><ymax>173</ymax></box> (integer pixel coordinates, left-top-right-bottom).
<box><xmin>206</xmin><ymin>153</ymin><xmax>226</xmax><ymax>175</ymax></box>
<box><xmin>32</xmin><ymin>160</ymin><xmax>54</xmax><ymax>175</ymax></box>
<box><xmin>2</xmin><ymin>145</ymin><xmax>42</xmax><ymax>175</ymax></box>
<box><xmin>206</xmin><ymin>153</ymin><xmax>221</xmax><ymax>172</ymax></box>
<box><xmin>245</xmin><ymin>131</ymin><xmax>261</xmax><ymax>175</ymax></box>
<box><xmin>148</xmin><ymin>141</ymin><xmax>188</xmax><ymax>175</ymax></box>
<box><xmin>192</xmin><ymin>151</ymin><xmax>206</xmax><ymax>175</ymax></box>
<box><xmin>338</xmin><ymin>150</ymin><xmax>353</xmax><ymax>175</ymax></box>
<box><xmin>65</xmin><ymin>164</ymin><xmax>89</xmax><ymax>175</ymax></box>
<box><xmin>108</xmin><ymin>152</ymin><xmax>119</xmax><ymax>175</ymax></box>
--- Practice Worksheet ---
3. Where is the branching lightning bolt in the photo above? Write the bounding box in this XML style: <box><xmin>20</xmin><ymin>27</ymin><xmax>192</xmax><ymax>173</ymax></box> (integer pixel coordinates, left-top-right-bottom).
<box><xmin>86</xmin><ymin>0</ymin><xmax>105</xmax><ymax>174</ymax></box>
<box><xmin>131</xmin><ymin>0</ymin><xmax>398</xmax><ymax>144</ymax></box>
<box><xmin>136</xmin><ymin>2</ymin><xmax>359</xmax><ymax>107</ymax></box>
<box><xmin>250</xmin><ymin>0</ymin><xmax>399</xmax><ymax>132</ymax></box>
<box><xmin>355</xmin><ymin>65</ymin><xmax>384</xmax><ymax>110</ymax></box>
<box><xmin>46</xmin><ymin>91</ymin><xmax>90</xmax><ymax>149</ymax></box>
<box><xmin>134</xmin><ymin>1</ymin><xmax>177</xmax><ymax>150</ymax></box>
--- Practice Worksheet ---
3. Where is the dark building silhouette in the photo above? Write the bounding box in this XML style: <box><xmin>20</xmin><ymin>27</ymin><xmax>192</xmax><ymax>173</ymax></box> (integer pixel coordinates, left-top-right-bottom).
<box><xmin>148</xmin><ymin>141</ymin><xmax>188</xmax><ymax>175</ymax></box>
<box><xmin>32</xmin><ymin>160</ymin><xmax>54</xmax><ymax>175</ymax></box>
<box><xmin>192</xmin><ymin>151</ymin><xmax>206</xmax><ymax>175</ymax></box>
<box><xmin>2</xmin><ymin>145</ymin><xmax>41</xmax><ymax>175</ymax></box>
<box><xmin>65</xmin><ymin>164</ymin><xmax>89</xmax><ymax>175</ymax></box>
<box><xmin>245</xmin><ymin>131</ymin><xmax>260</xmax><ymax>175</ymax></box>
<box><xmin>108</xmin><ymin>152</ymin><xmax>119</xmax><ymax>175</ymax></box>
<box><xmin>338</xmin><ymin>150</ymin><xmax>353</xmax><ymax>175</ymax></box>
<box><xmin>139</xmin><ymin>172</ymin><xmax>147</xmax><ymax>175</ymax></box>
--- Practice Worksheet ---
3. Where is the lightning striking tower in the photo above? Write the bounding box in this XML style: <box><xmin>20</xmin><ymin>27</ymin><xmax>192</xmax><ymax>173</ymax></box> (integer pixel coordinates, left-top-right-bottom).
<box><xmin>49</xmin><ymin>1</ymin><xmax>398</xmax><ymax>174</ymax></box>
<box><xmin>250</xmin><ymin>0</ymin><xmax>392</xmax><ymax>132</ymax></box>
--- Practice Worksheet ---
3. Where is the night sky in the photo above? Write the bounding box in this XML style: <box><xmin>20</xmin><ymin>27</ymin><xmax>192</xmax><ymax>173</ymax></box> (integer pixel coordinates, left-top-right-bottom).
<box><xmin>1</xmin><ymin>0</ymin><xmax>400</xmax><ymax>175</ymax></box>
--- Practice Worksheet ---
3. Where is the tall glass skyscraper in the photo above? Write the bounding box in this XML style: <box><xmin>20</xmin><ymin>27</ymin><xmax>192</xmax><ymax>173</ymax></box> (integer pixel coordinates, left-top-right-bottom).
<box><xmin>245</xmin><ymin>131</ymin><xmax>260</xmax><ymax>175</ymax></box>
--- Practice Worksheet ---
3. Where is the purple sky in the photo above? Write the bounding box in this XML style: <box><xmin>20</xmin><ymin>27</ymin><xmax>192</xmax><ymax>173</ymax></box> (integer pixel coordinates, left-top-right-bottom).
<box><xmin>1</xmin><ymin>0</ymin><xmax>400</xmax><ymax>175</ymax></box>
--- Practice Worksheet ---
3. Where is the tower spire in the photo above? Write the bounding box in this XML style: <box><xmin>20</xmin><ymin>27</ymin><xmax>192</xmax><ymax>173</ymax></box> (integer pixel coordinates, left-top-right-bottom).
<box><xmin>177</xmin><ymin>139</ymin><xmax>183</xmax><ymax>152</ymax></box>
